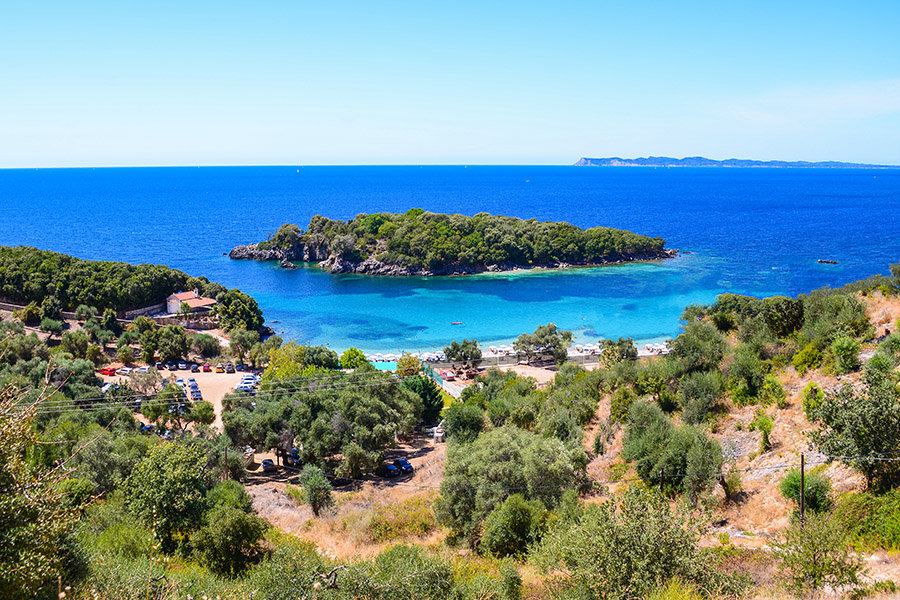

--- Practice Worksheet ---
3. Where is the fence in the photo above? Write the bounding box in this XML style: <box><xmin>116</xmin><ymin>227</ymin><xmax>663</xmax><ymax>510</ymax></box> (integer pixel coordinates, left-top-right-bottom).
<box><xmin>123</xmin><ymin>302</ymin><xmax>167</xmax><ymax>319</ymax></box>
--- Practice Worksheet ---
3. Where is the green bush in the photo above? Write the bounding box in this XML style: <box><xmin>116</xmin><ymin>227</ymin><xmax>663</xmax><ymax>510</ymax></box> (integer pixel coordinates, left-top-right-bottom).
<box><xmin>609</xmin><ymin>386</ymin><xmax>637</xmax><ymax>423</ymax></box>
<box><xmin>779</xmin><ymin>468</ymin><xmax>832</xmax><ymax>514</ymax></box>
<box><xmin>532</xmin><ymin>486</ymin><xmax>743</xmax><ymax>600</ymax></box>
<box><xmin>833</xmin><ymin>489</ymin><xmax>900</xmax><ymax>550</ymax></box>
<box><xmin>760</xmin><ymin>375</ymin><xmax>786</xmax><ymax>408</ymax></box>
<box><xmin>297</xmin><ymin>464</ymin><xmax>334</xmax><ymax>517</ymax></box>
<box><xmin>793</xmin><ymin>342</ymin><xmax>822</xmax><ymax>375</ymax></box>
<box><xmin>831</xmin><ymin>336</ymin><xmax>860</xmax><ymax>374</ymax></box>
<box><xmin>775</xmin><ymin>511</ymin><xmax>865</xmax><ymax>595</ymax></box>
<box><xmin>443</xmin><ymin>402</ymin><xmax>485</xmax><ymax>443</ymax></box>
<box><xmin>801</xmin><ymin>382</ymin><xmax>824</xmax><ymax>417</ymax></box>
<box><xmin>206</xmin><ymin>479</ymin><xmax>253</xmax><ymax>514</ymax></box>
<box><xmin>480</xmin><ymin>494</ymin><xmax>547</xmax><ymax>558</ymax></box>
<box><xmin>191</xmin><ymin>505</ymin><xmax>268</xmax><ymax>576</ymax></box>
<box><xmin>749</xmin><ymin>411</ymin><xmax>774</xmax><ymax>453</ymax></box>
<box><xmin>679</xmin><ymin>370</ymin><xmax>725</xmax><ymax>424</ymax></box>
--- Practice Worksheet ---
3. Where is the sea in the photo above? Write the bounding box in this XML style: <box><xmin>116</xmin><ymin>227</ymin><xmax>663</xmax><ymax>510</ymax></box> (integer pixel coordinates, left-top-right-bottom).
<box><xmin>1</xmin><ymin>166</ymin><xmax>898</xmax><ymax>353</ymax></box>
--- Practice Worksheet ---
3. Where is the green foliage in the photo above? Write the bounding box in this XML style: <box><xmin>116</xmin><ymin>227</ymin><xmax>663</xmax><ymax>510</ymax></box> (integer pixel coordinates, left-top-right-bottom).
<box><xmin>0</xmin><ymin>388</ymin><xmax>82</xmax><ymax>599</ymax></box>
<box><xmin>622</xmin><ymin>401</ymin><xmax>723</xmax><ymax>502</ymax></box>
<box><xmin>727</xmin><ymin>345</ymin><xmax>768</xmax><ymax>404</ymax></box>
<box><xmin>445</xmin><ymin>338</ymin><xmax>483</xmax><ymax>365</ymax></box>
<box><xmin>609</xmin><ymin>386</ymin><xmax>637</xmax><ymax>423</ymax></box>
<box><xmin>760</xmin><ymin>374</ymin><xmax>786</xmax><ymax>408</ymax></box>
<box><xmin>711</xmin><ymin>293</ymin><xmax>764</xmax><ymax>320</ymax></box>
<box><xmin>775</xmin><ymin>511</ymin><xmax>865</xmax><ymax>594</ymax></box>
<box><xmin>396</xmin><ymin>351</ymin><xmax>421</xmax><ymax>377</ymax></box>
<box><xmin>297</xmin><ymin>464</ymin><xmax>334</xmax><ymax>517</ymax></box>
<box><xmin>443</xmin><ymin>401</ymin><xmax>485</xmax><ymax>443</ymax></box>
<box><xmin>792</xmin><ymin>342</ymin><xmax>822</xmax><ymax>374</ymax></box>
<box><xmin>39</xmin><ymin>317</ymin><xmax>63</xmax><ymax>340</ymax></box>
<box><xmin>216</xmin><ymin>288</ymin><xmax>264</xmax><ymax>331</ymax></box>
<box><xmin>340</xmin><ymin>346</ymin><xmax>369</xmax><ymax>369</ymax></box>
<box><xmin>156</xmin><ymin>324</ymin><xmax>188</xmax><ymax>363</ymax></box>
<box><xmin>597</xmin><ymin>337</ymin><xmax>637</xmax><ymax>368</ymax></box>
<box><xmin>514</xmin><ymin>323</ymin><xmax>573</xmax><ymax>365</ymax></box>
<box><xmin>779</xmin><ymin>468</ymin><xmax>832</xmax><ymax>514</ymax></box>
<box><xmin>206</xmin><ymin>479</ymin><xmax>254</xmax><ymax>513</ymax></box>
<box><xmin>762</xmin><ymin>295</ymin><xmax>804</xmax><ymax>337</ymax></box>
<box><xmin>801</xmin><ymin>290</ymin><xmax>872</xmax><ymax>345</ymax></box>
<box><xmin>834</xmin><ymin>488</ymin><xmax>900</xmax><ymax>550</ymax></box>
<box><xmin>402</xmin><ymin>375</ymin><xmax>443</xmax><ymax>424</ymax></box>
<box><xmin>189</xmin><ymin>332</ymin><xmax>221</xmax><ymax>358</ymax></box>
<box><xmin>801</xmin><ymin>382</ymin><xmax>824</xmax><ymax>416</ymax></box>
<box><xmin>436</xmin><ymin>425</ymin><xmax>585</xmax><ymax>545</ymax></box>
<box><xmin>265</xmin><ymin>211</ymin><xmax>667</xmax><ymax>272</ymax></box>
<box><xmin>191</xmin><ymin>505</ymin><xmax>268</xmax><ymax>575</ymax></box>
<box><xmin>809</xmin><ymin>380</ymin><xmax>900</xmax><ymax>490</ymax></box>
<box><xmin>670</xmin><ymin>321</ymin><xmax>726</xmax><ymax>373</ymax></box>
<box><xmin>678</xmin><ymin>370</ymin><xmax>725</xmax><ymax>424</ymax></box>
<box><xmin>229</xmin><ymin>328</ymin><xmax>259</xmax><ymax>363</ymax></box>
<box><xmin>481</xmin><ymin>493</ymin><xmax>548</xmax><ymax>558</ymax></box>
<box><xmin>19</xmin><ymin>300</ymin><xmax>41</xmax><ymax>324</ymax></box>
<box><xmin>748</xmin><ymin>410</ymin><xmax>774</xmax><ymax>453</ymax></box>
<box><xmin>831</xmin><ymin>335</ymin><xmax>861</xmax><ymax>374</ymax></box>
<box><xmin>532</xmin><ymin>486</ymin><xmax>740</xmax><ymax>600</ymax></box>
<box><xmin>123</xmin><ymin>442</ymin><xmax>210</xmax><ymax>551</ymax></box>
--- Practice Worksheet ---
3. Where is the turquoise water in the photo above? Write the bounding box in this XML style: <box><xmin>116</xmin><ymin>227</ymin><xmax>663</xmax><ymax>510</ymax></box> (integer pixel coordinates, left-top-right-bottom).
<box><xmin>1</xmin><ymin>166</ymin><xmax>898</xmax><ymax>352</ymax></box>
<box><xmin>371</xmin><ymin>362</ymin><xmax>398</xmax><ymax>371</ymax></box>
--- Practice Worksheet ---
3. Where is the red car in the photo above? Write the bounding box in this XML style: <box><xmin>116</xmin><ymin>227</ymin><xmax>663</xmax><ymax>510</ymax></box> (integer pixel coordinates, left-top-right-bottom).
<box><xmin>202</xmin><ymin>363</ymin><xmax>211</xmax><ymax>372</ymax></box>
<box><xmin>100</xmin><ymin>367</ymin><xmax>116</xmax><ymax>376</ymax></box>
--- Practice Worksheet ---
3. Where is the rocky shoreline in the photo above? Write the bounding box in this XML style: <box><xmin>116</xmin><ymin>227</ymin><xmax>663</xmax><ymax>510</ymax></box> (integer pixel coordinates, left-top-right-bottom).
<box><xmin>229</xmin><ymin>243</ymin><xmax>678</xmax><ymax>276</ymax></box>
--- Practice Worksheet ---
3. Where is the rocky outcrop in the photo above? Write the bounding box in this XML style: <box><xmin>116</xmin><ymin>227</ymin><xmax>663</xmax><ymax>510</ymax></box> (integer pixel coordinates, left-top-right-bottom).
<box><xmin>231</xmin><ymin>243</ymin><xmax>677</xmax><ymax>276</ymax></box>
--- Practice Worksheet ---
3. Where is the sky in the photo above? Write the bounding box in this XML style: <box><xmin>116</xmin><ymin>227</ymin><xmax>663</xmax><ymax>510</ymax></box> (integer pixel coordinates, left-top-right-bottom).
<box><xmin>1</xmin><ymin>1</ymin><xmax>898</xmax><ymax>167</ymax></box>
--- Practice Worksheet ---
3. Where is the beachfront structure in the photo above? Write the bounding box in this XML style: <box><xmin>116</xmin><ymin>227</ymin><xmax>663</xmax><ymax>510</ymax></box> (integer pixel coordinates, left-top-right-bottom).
<box><xmin>166</xmin><ymin>290</ymin><xmax>217</xmax><ymax>314</ymax></box>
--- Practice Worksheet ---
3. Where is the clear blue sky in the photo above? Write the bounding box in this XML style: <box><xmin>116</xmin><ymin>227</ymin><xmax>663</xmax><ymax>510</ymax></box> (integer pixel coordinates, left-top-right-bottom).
<box><xmin>1</xmin><ymin>1</ymin><xmax>898</xmax><ymax>166</ymax></box>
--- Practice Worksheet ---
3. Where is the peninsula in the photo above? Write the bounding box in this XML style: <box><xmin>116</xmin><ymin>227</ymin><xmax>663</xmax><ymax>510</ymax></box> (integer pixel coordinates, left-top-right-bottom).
<box><xmin>574</xmin><ymin>156</ymin><xmax>898</xmax><ymax>168</ymax></box>
<box><xmin>230</xmin><ymin>210</ymin><xmax>674</xmax><ymax>276</ymax></box>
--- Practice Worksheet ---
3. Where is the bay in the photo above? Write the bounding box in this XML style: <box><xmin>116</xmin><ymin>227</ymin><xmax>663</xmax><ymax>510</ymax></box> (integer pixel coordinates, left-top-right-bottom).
<box><xmin>1</xmin><ymin>165</ymin><xmax>898</xmax><ymax>352</ymax></box>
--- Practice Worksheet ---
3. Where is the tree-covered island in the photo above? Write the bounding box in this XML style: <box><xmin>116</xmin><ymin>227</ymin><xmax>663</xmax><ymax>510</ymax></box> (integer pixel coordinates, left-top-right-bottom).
<box><xmin>230</xmin><ymin>209</ymin><xmax>674</xmax><ymax>276</ymax></box>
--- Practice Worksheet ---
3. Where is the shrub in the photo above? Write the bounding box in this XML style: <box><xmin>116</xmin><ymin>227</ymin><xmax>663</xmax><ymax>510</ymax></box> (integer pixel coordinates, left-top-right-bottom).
<box><xmin>297</xmin><ymin>464</ymin><xmax>334</xmax><ymax>517</ymax></box>
<box><xmin>609</xmin><ymin>386</ymin><xmax>637</xmax><ymax>423</ymax></box>
<box><xmin>831</xmin><ymin>336</ymin><xmax>860</xmax><ymax>374</ymax></box>
<box><xmin>679</xmin><ymin>370</ymin><xmax>725</xmax><ymax>424</ymax></box>
<box><xmin>728</xmin><ymin>345</ymin><xmax>767</xmax><ymax>403</ymax></box>
<box><xmin>646</xmin><ymin>578</ymin><xmax>705</xmax><ymax>600</ymax></box>
<box><xmin>792</xmin><ymin>342</ymin><xmax>822</xmax><ymax>375</ymax></box>
<box><xmin>532</xmin><ymin>486</ymin><xmax>743</xmax><ymax>600</ymax></box>
<box><xmin>670</xmin><ymin>321</ymin><xmax>726</xmax><ymax>373</ymax></box>
<box><xmin>760</xmin><ymin>375</ymin><xmax>786</xmax><ymax>408</ymax></box>
<box><xmin>206</xmin><ymin>479</ymin><xmax>253</xmax><ymax>514</ymax></box>
<box><xmin>480</xmin><ymin>494</ymin><xmax>547</xmax><ymax>558</ymax></box>
<box><xmin>801</xmin><ymin>382</ymin><xmax>824</xmax><ymax>417</ymax></box>
<box><xmin>443</xmin><ymin>402</ymin><xmax>484</xmax><ymax>443</ymax></box>
<box><xmin>749</xmin><ymin>411</ymin><xmax>774</xmax><ymax>453</ymax></box>
<box><xmin>779</xmin><ymin>468</ymin><xmax>832</xmax><ymax>514</ymax></box>
<box><xmin>833</xmin><ymin>488</ymin><xmax>900</xmax><ymax>550</ymax></box>
<box><xmin>775</xmin><ymin>511</ymin><xmax>865</xmax><ymax>595</ymax></box>
<box><xmin>191</xmin><ymin>505</ymin><xmax>268</xmax><ymax>576</ymax></box>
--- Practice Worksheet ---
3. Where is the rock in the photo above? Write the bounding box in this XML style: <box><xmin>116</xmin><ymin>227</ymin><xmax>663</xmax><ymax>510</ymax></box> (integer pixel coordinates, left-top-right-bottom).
<box><xmin>280</xmin><ymin>258</ymin><xmax>298</xmax><ymax>269</ymax></box>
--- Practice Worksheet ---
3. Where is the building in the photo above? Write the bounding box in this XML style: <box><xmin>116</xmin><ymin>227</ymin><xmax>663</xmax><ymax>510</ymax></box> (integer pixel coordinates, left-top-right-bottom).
<box><xmin>166</xmin><ymin>290</ymin><xmax>217</xmax><ymax>315</ymax></box>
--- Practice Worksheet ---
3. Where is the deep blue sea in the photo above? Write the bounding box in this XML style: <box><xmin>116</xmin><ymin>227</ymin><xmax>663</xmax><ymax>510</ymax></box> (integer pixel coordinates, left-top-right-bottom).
<box><xmin>1</xmin><ymin>166</ymin><xmax>898</xmax><ymax>352</ymax></box>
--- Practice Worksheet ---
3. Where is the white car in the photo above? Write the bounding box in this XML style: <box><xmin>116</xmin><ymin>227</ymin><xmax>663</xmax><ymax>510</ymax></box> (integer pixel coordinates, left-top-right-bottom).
<box><xmin>115</xmin><ymin>367</ymin><xmax>133</xmax><ymax>376</ymax></box>
<box><xmin>134</xmin><ymin>366</ymin><xmax>150</xmax><ymax>373</ymax></box>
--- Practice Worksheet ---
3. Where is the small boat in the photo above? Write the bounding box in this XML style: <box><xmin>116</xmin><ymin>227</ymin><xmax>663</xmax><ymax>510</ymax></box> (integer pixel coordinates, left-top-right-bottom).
<box><xmin>451</xmin><ymin>321</ymin><xmax>462</xmax><ymax>325</ymax></box>
<box><xmin>817</xmin><ymin>259</ymin><xmax>839</xmax><ymax>264</ymax></box>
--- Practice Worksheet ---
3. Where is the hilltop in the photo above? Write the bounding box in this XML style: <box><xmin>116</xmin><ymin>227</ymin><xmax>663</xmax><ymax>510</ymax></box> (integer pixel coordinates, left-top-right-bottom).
<box><xmin>574</xmin><ymin>156</ymin><xmax>898</xmax><ymax>168</ymax></box>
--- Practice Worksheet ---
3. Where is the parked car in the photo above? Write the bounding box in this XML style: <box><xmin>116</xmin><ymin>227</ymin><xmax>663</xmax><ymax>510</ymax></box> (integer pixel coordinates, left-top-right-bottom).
<box><xmin>140</xmin><ymin>424</ymin><xmax>155</xmax><ymax>434</ymax></box>
<box><xmin>215</xmin><ymin>364</ymin><xmax>225</xmax><ymax>373</ymax></box>
<box><xmin>261</xmin><ymin>459</ymin><xmax>276</xmax><ymax>473</ymax></box>
<box><xmin>375</xmin><ymin>463</ymin><xmax>400</xmax><ymax>477</ymax></box>
<box><xmin>225</xmin><ymin>363</ymin><xmax>235</xmax><ymax>373</ymax></box>
<box><xmin>100</xmin><ymin>367</ymin><xmax>116</xmax><ymax>376</ymax></box>
<box><xmin>234</xmin><ymin>384</ymin><xmax>254</xmax><ymax>393</ymax></box>
<box><xmin>134</xmin><ymin>366</ymin><xmax>150</xmax><ymax>373</ymax></box>
<box><xmin>202</xmin><ymin>363</ymin><xmax>211</xmax><ymax>372</ymax></box>
<box><xmin>155</xmin><ymin>361</ymin><xmax>165</xmax><ymax>370</ymax></box>
<box><xmin>115</xmin><ymin>367</ymin><xmax>132</xmax><ymax>376</ymax></box>
<box><xmin>165</xmin><ymin>361</ymin><xmax>176</xmax><ymax>370</ymax></box>
<box><xmin>235</xmin><ymin>363</ymin><xmax>244</xmax><ymax>371</ymax></box>
<box><xmin>285</xmin><ymin>448</ymin><xmax>301</xmax><ymax>467</ymax></box>
<box><xmin>190</xmin><ymin>363</ymin><xmax>200</xmax><ymax>372</ymax></box>
<box><xmin>392</xmin><ymin>459</ymin><xmax>414</xmax><ymax>474</ymax></box>
<box><xmin>178</xmin><ymin>361</ymin><xmax>188</xmax><ymax>370</ymax></box>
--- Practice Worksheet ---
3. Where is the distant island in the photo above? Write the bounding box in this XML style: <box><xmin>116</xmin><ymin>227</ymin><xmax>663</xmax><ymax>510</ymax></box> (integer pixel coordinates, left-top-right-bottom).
<box><xmin>574</xmin><ymin>156</ymin><xmax>898</xmax><ymax>168</ymax></box>
<box><xmin>230</xmin><ymin>210</ymin><xmax>675</xmax><ymax>276</ymax></box>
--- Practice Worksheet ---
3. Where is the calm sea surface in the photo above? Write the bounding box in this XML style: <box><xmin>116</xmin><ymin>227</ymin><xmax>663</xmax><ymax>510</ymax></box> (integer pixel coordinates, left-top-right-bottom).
<box><xmin>1</xmin><ymin>166</ymin><xmax>898</xmax><ymax>352</ymax></box>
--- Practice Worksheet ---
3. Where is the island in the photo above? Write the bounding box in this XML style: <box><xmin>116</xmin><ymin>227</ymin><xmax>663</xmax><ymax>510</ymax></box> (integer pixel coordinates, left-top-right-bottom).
<box><xmin>574</xmin><ymin>156</ymin><xmax>898</xmax><ymax>168</ymax></box>
<box><xmin>230</xmin><ymin>209</ymin><xmax>675</xmax><ymax>276</ymax></box>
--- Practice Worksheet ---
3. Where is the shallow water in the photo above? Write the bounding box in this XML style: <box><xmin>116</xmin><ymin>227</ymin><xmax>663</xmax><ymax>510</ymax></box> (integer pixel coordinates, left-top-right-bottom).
<box><xmin>1</xmin><ymin>166</ymin><xmax>898</xmax><ymax>351</ymax></box>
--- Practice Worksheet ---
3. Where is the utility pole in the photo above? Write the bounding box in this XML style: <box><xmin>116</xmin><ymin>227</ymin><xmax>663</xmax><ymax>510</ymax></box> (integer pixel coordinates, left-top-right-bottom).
<box><xmin>800</xmin><ymin>453</ymin><xmax>805</xmax><ymax>525</ymax></box>
<box><xmin>659</xmin><ymin>468</ymin><xmax>665</xmax><ymax>493</ymax></box>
